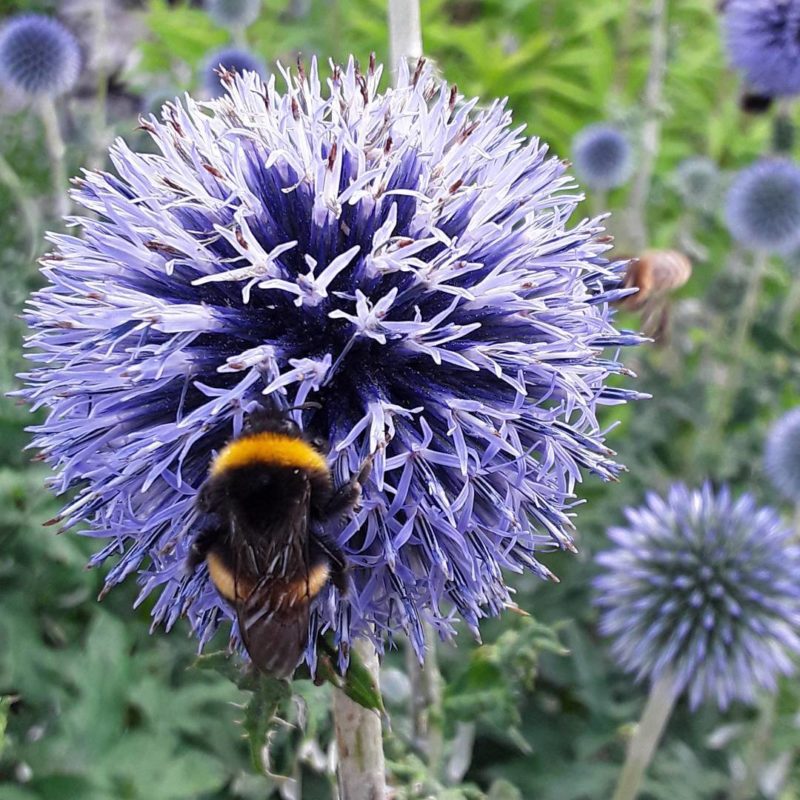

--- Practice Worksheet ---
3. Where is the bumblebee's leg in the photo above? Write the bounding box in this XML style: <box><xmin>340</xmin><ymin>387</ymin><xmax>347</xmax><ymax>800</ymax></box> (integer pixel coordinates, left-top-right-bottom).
<box><xmin>321</xmin><ymin>456</ymin><xmax>373</xmax><ymax>519</ymax></box>
<box><xmin>186</xmin><ymin>512</ymin><xmax>226</xmax><ymax>571</ymax></box>
<box><xmin>309</xmin><ymin>536</ymin><xmax>349</xmax><ymax>594</ymax></box>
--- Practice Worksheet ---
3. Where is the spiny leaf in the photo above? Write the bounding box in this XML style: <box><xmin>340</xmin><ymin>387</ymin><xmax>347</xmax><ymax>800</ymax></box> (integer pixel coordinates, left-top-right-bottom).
<box><xmin>242</xmin><ymin>674</ymin><xmax>291</xmax><ymax>775</ymax></box>
<box><xmin>316</xmin><ymin>638</ymin><xmax>384</xmax><ymax>712</ymax></box>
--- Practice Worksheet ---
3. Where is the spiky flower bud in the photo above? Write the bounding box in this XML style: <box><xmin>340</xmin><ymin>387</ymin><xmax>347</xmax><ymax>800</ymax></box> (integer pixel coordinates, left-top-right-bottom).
<box><xmin>571</xmin><ymin>124</ymin><xmax>633</xmax><ymax>191</ymax></box>
<box><xmin>22</xmin><ymin>59</ymin><xmax>640</xmax><ymax>664</ymax></box>
<box><xmin>202</xmin><ymin>47</ymin><xmax>265</xmax><ymax>98</ymax></box>
<box><xmin>595</xmin><ymin>483</ymin><xmax>800</xmax><ymax>709</ymax></box>
<box><xmin>672</xmin><ymin>156</ymin><xmax>719</xmax><ymax>212</ymax></box>
<box><xmin>0</xmin><ymin>14</ymin><xmax>80</xmax><ymax>98</ymax></box>
<box><xmin>724</xmin><ymin>159</ymin><xmax>800</xmax><ymax>253</ymax></box>
<box><xmin>764</xmin><ymin>408</ymin><xmax>800</xmax><ymax>503</ymax></box>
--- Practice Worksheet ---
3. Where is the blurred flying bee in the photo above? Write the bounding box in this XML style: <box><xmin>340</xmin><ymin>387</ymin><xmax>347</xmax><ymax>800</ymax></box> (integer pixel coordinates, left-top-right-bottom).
<box><xmin>618</xmin><ymin>249</ymin><xmax>692</xmax><ymax>341</ymax></box>
<box><xmin>186</xmin><ymin>407</ymin><xmax>369</xmax><ymax>678</ymax></box>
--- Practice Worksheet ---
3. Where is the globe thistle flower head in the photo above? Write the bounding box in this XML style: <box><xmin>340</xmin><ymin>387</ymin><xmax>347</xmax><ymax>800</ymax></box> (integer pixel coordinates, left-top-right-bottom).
<box><xmin>22</xmin><ymin>58</ymin><xmax>641</xmax><ymax>666</ymax></box>
<box><xmin>595</xmin><ymin>483</ymin><xmax>800</xmax><ymax>709</ymax></box>
<box><xmin>672</xmin><ymin>156</ymin><xmax>720</xmax><ymax>212</ymax></box>
<box><xmin>204</xmin><ymin>0</ymin><xmax>261</xmax><ymax>29</ymax></box>
<box><xmin>0</xmin><ymin>14</ymin><xmax>80</xmax><ymax>98</ymax></box>
<box><xmin>202</xmin><ymin>47</ymin><xmax>265</xmax><ymax>98</ymax></box>
<box><xmin>724</xmin><ymin>0</ymin><xmax>800</xmax><ymax>99</ymax></box>
<box><xmin>764</xmin><ymin>408</ymin><xmax>800</xmax><ymax>503</ymax></box>
<box><xmin>724</xmin><ymin>159</ymin><xmax>800</xmax><ymax>253</ymax></box>
<box><xmin>571</xmin><ymin>124</ymin><xmax>633</xmax><ymax>191</ymax></box>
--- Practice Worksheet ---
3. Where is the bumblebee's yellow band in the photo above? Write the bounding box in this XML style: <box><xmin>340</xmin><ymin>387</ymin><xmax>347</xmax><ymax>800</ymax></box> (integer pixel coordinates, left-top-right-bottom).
<box><xmin>210</xmin><ymin>432</ymin><xmax>329</xmax><ymax>477</ymax></box>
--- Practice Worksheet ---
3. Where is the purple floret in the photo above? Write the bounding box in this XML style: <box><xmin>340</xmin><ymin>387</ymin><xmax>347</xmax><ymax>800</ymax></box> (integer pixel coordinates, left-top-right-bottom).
<box><xmin>22</xmin><ymin>58</ymin><xmax>640</xmax><ymax>664</ymax></box>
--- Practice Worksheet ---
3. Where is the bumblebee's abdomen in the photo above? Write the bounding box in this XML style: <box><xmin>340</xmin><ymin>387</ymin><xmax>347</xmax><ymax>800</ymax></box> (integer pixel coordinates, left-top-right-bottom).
<box><xmin>206</xmin><ymin>550</ymin><xmax>250</xmax><ymax>602</ymax></box>
<box><xmin>210</xmin><ymin>431</ymin><xmax>329</xmax><ymax>478</ymax></box>
<box><xmin>205</xmin><ymin>549</ymin><xmax>331</xmax><ymax>607</ymax></box>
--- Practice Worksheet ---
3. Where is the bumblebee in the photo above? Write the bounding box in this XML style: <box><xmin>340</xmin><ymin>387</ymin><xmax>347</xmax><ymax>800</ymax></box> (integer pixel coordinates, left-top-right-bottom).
<box><xmin>186</xmin><ymin>408</ymin><xmax>368</xmax><ymax>678</ymax></box>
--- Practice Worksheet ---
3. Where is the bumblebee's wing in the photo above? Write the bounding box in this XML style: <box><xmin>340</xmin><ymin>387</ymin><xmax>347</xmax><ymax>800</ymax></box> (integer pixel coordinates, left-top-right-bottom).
<box><xmin>233</xmin><ymin>480</ymin><xmax>314</xmax><ymax>678</ymax></box>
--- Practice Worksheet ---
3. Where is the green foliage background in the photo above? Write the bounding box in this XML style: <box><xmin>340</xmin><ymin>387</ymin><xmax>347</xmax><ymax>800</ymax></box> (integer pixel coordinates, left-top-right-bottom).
<box><xmin>1</xmin><ymin>0</ymin><xmax>799</xmax><ymax>798</ymax></box>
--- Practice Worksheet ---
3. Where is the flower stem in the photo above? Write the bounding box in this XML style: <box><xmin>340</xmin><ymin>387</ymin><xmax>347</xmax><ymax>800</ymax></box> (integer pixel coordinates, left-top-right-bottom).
<box><xmin>89</xmin><ymin>0</ymin><xmax>109</xmax><ymax>170</ymax></box>
<box><xmin>388</xmin><ymin>0</ymin><xmax>423</xmax><ymax>84</ymax></box>
<box><xmin>624</xmin><ymin>0</ymin><xmax>668</xmax><ymax>253</ymax></box>
<box><xmin>778</xmin><ymin>273</ymin><xmax>800</xmax><ymax>338</ymax></box>
<box><xmin>406</xmin><ymin>623</ymin><xmax>444</xmax><ymax>775</ymax></box>
<box><xmin>333</xmin><ymin>638</ymin><xmax>386</xmax><ymax>800</ymax></box>
<box><xmin>37</xmin><ymin>97</ymin><xmax>69</xmax><ymax>221</ymax></box>
<box><xmin>0</xmin><ymin>151</ymin><xmax>41</xmax><ymax>257</ymax></box>
<box><xmin>697</xmin><ymin>249</ymin><xmax>769</xmax><ymax>462</ymax></box>
<box><xmin>611</xmin><ymin>671</ymin><xmax>678</xmax><ymax>800</ymax></box>
<box><xmin>729</xmin><ymin>694</ymin><xmax>776</xmax><ymax>800</ymax></box>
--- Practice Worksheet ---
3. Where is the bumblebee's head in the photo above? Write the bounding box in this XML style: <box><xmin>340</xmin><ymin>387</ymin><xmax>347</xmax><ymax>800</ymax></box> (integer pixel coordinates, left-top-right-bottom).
<box><xmin>243</xmin><ymin>405</ymin><xmax>328</xmax><ymax>454</ymax></box>
<box><xmin>243</xmin><ymin>407</ymin><xmax>302</xmax><ymax>438</ymax></box>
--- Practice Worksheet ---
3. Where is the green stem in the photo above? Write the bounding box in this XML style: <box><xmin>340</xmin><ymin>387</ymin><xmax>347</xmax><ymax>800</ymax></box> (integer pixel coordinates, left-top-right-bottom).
<box><xmin>406</xmin><ymin>623</ymin><xmax>444</xmax><ymax>775</ymax></box>
<box><xmin>612</xmin><ymin>672</ymin><xmax>679</xmax><ymax>800</ymax></box>
<box><xmin>0</xmin><ymin>151</ymin><xmax>41</xmax><ymax>257</ymax></box>
<box><xmin>388</xmin><ymin>0</ymin><xmax>423</xmax><ymax>84</ymax></box>
<box><xmin>37</xmin><ymin>98</ymin><xmax>69</xmax><ymax>221</ymax></box>
<box><xmin>624</xmin><ymin>0</ymin><xmax>668</xmax><ymax>253</ymax></box>
<box><xmin>332</xmin><ymin>638</ymin><xmax>386</xmax><ymax>800</ymax></box>
<box><xmin>589</xmin><ymin>190</ymin><xmax>609</xmax><ymax>221</ymax></box>
<box><xmin>729</xmin><ymin>695</ymin><xmax>776</xmax><ymax>800</ymax></box>
<box><xmin>89</xmin><ymin>0</ymin><xmax>109</xmax><ymax>170</ymax></box>
<box><xmin>697</xmin><ymin>249</ymin><xmax>769</xmax><ymax>459</ymax></box>
<box><xmin>778</xmin><ymin>274</ymin><xmax>800</xmax><ymax>339</ymax></box>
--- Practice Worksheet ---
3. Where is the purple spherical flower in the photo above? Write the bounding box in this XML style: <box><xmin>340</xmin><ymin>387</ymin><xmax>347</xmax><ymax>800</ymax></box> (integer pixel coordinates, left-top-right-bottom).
<box><xmin>202</xmin><ymin>47</ymin><xmax>265</xmax><ymax>98</ymax></box>
<box><xmin>764</xmin><ymin>407</ymin><xmax>800</xmax><ymax>503</ymax></box>
<box><xmin>595</xmin><ymin>483</ymin><xmax>800</xmax><ymax>709</ymax></box>
<box><xmin>725</xmin><ymin>159</ymin><xmax>800</xmax><ymax>253</ymax></box>
<box><xmin>22</xmin><ymin>58</ymin><xmax>640</xmax><ymax>665</ymax></box>
<box><xmin>0</xmin><ymin>14</ymin><xmax>80</xmax><ymax>98</ymax></box>
<box><xmin>724</xmin><ymin>0</ymin><xmax>800</xmax><ymax>99</ymax></box>
<box><xmin>571</xmin><ymin>124</ymin><xmax>633</xmax><ymax>191</ymax></box>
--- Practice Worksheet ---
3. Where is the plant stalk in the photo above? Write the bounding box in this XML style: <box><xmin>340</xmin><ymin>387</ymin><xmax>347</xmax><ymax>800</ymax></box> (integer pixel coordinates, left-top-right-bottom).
<box><xmin>388</xmin><ymin>0</ymin><xmax>423</xmax><ymax>85</ymax></box>
<box><xmin>778</xmin><ymin>273</ymin><xmax>800</xmax><ymax>338</ymax></box>
<box><xmin>333</xmin><ymin>638</ymin><xmax>386</xmax><ymax>800</ymax></box>
<box><xmin>611</xmin><ymin>671</ymin><xmax>678</xmax><ymax>800</ymax></box>
<box><xmin>729</xmin><ymin>695</ymin><xmax>776</xmax><ymax>800</ymax></box>
<box><xmin>38</xmin><ymin>98</ymin><xmax>69</xmax><ymax>221</ymax></box>
<box><xmin>0</xmin><ymin>152</ymin><xmax>41</xmax><ymax>257</ymax></box>
<box><xmin>406</xmin><ymin>623</ymin><xmax>444</xmax><ymax>775</ymax></box>
<box><xmin>624</xmin><ymin>0</ymin><xmax>668</xmax><ymax>253</ymax></box>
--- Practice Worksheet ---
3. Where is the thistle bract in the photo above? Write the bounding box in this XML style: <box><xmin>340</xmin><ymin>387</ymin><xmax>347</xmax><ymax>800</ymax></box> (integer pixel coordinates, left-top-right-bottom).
<box><xmin>595</xmin><ymin>483</ymin><xmax>800</xmax><ymax>709</ymax></box>
<box><xmin>204</xmin><ymin>0</ymin><xmax>261</xmax><ymax>29</ymax></box>
<box><xmin>23</xmin><ymin>58</ymin><xmax>639</xmax><ymax>663</ymax></box>
<box><xmin>724</xmin><ymin>0</ymin><xmax>800</xmax><ymax>98</ymax></box>
<box><xmin>764</xmin><ymin>407</ymin><xmax>800</xmax><ymax>503</ymax></box>
<box><xmin>724</xmin><ymin>159</ymin><xmax>800</xmax><ymax>253</ymax></box>
<box><xmin>0</xmin><ymin>14</ymin><xmax>80</xmax><ymax>98</ymax></box>
<box><xmin>571</xmin><ymin>124</ymin><xmax>633</xmax><ymax>191</ymax></box>
<box><xmin>202</xmin><ymin>47</ymin><xmax>265</xmax><ymax>98</ymax></box>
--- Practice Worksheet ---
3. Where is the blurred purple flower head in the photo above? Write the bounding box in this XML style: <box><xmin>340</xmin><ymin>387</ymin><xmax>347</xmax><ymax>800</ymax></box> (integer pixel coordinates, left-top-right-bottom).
<box><xmin>0</xmin><ymin>14</ymin><xmax>80</xmax><ymax>98</ymax></box>
<box><xmin>22</xmin><ymin>58</ymin><xmax>640</xmax><ymax>664</ymax></box>
<box><xmin>204</xmin><ymin>0</ymin><xmax>262</xmax><ymax>29</ymax></box>
<box><xmin>764</xmin><ymin>407</ymin><xmax>800</xmax><ymax>503</ymax></box>
<box><xmin>724</xmin><ymin>0</ymin><xmax>800</xmax><ymax>99</ymax></box>
<box><xmin>571</xmin><ymin>124</ymin><xmax>633</xmax><ymax>191</ymax></box>
<box><xmin>595</xmin><ymin>483</ymin><xmax>800</xmax><ymax>709</ymax></box>
<box><xmin>202</xmin><ymin>47</ymin><xmax>265</xmax><ymax>98</ymax></box>
<box><xmin>725</xmin><ymin>159</ymin><xmax>800</xmax><ymax>253</ymax></box>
